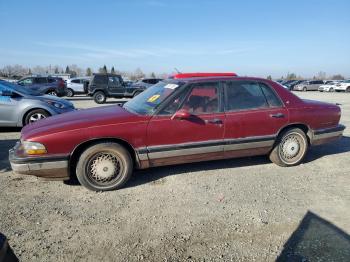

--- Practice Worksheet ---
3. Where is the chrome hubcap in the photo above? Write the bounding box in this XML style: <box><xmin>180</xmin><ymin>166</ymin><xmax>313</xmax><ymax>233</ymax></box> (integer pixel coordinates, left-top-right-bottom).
<box><xmin>281</xmin><ymin>137</ymin><xmax>300</xmax><ymax>159</ymax></box>
<box><xmin>279</xmin><ymin>133</ymin><xmax>305</xmax><ymax>164</ymax></box>
<box><xmin>88</xmin><ymin>153</ymin><xmax>121</xmax><ymax>184</ymax></box>
<box><xmin>29</xmin><ymin>113</ymin><xmax>46</xmax><ymax>123</ymax></box>
<box><xmin>96</xmin><ymin>94</ymin><xmax>104</xmax><ymax>102</ymax></box>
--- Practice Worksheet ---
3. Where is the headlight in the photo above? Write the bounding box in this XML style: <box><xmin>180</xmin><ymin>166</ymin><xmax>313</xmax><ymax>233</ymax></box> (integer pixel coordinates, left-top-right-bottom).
<box><xmin>19</xmin><ymin>141</ymin><xmax>47</xmax><ymax>155</ymax></box>
<box><xmin>46</xmin><ymin>100</ymin><xmax>67</xmax><ymax>109</ymax></box>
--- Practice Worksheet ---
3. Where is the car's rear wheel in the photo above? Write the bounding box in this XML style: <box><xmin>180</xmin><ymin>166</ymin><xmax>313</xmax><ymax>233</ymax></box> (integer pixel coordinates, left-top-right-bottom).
<box><xmin>346</xmin><ymin>87</ymin><xmax>350</xmax><ymax>93</ymax></box>
<box><xmin>66</xmin><ymin>88</ymin><xmax>74</xmax><ymax>97</ymax></box>
<box><xmin>24</xmin><ymin>109</ymin><xmax>50</xmax><ymax>125</ymax></box>
<box><xmin>93</xmin><ymin>91</ymin><xmax>106</xmax><ymax>104</ymax></box>
<box><xmin>76</xmin><ymin>143</ymin><xmax>133</xmax><ymax>191</ymax></box>
<box><xmin>303</xmin><ymin>87</ymin><xmax>307</xmax><ymax>91</ymax></box>
<box><xmin>329</xmin><ymin>87</ymin><xmax>334</xmax><ymax>92</ymax></box>
<box><xmin>269</xmin><ymin>128</ymin><xmax>308</xmax><ymax>167</ymax></box>
<box><xmin>47</xmin><ymin>90</ymin><xmax>57</xmax><ymax>96</ymax></box>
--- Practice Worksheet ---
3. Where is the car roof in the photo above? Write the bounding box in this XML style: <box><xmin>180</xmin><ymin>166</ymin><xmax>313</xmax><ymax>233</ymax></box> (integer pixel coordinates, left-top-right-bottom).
<box><xmin>171</xmin><ymin>72</ymin><xmax>237</xmax><ymax>79</ymax></box>
<box><xmin>166</xmin><ymin>76</ymin><xmax>270</xmax><ymax>84</ymax></box>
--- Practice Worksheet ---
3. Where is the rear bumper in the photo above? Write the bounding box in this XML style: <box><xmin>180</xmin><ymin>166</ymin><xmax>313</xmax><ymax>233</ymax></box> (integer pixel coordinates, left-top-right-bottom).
<box><xmin>310</xmin><ymin>124</ymin><xmax>345</xmax><ymax>145</ymax></box>
<box><xmin>9</xmin><ymin>145</ymin><xmax>69</xmax><ymax>180</ymax></box>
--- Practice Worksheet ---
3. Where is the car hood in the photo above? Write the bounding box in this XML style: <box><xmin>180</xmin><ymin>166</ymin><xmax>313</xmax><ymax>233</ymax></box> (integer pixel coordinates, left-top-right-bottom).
<box><xmin>25</xmin><ymin>94</ymin><xmax>74</xmax><ymax>108</ymax></box>
<box><xmin>21</xmin><ymin>105</ymin><xmax>145</xmax><ymax>140</ymax></box>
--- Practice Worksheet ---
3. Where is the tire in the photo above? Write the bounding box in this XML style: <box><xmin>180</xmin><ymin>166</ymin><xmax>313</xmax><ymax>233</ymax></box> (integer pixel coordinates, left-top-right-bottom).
<box><xmin>93</xmin><ymin>91</ymin><xmax>106</xmax><ymax>104</ymax></box>
<box><xmin>303</xmin><ymin>87</ymin><xmax>307</xmax><ymax>92</ymax></box>
<box><xmin>329</xmin><ymin>88</ymin><xmax>334</xmax><ymax>92</ymax></box>
<box><xmin>47</xmin><ymin>90</ymin><xmax>57</xmax><ymax>96</ymax></box>
<box><xmin>133</xmin><ymin>90</ymin><xmax>143</xmax><ymax>97</ymax></box>
<box><xmin>24</xmin><ymin>109</ymin><xmax>50</xmax><ymax>125</ymax></box>
<box><xmin>76</xmin><ymin>143</ymin><xmax>133</xmax><ymax>191</ymax></box>
<box><xmin>346</xmin><ymin>87</ymin><xmax>350</xmax><ymax>93</ymax></box>
<box><xmin>269</xmin><ymin>128</ymin><xmax>309</xmax><ymax>167</ymax></box>
<box><xmin>66</xmin><ymin>88</ymin><xmax>74</xmax><ymax>97</ymax></box>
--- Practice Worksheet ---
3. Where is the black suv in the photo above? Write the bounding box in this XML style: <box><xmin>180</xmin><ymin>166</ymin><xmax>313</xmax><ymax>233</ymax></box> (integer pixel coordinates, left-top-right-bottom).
<box><xmin>88</xmin><ymin>74</ymin><xmax>146</xmax><ymax>104</ymax></box>
<box><xmin>17</xmin><ymin>76</ymin><xmax>67</xmax><ymax>97</ymax></box>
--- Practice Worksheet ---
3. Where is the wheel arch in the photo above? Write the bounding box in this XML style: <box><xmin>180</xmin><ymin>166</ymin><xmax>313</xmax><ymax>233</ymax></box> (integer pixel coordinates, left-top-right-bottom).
<box><xmin>22</xmin><ymin>107</ymin><xmax>52</xmax><ymax>126</ymax></box>
<box><xmin>69</xmin><ymin>137</ymin><xmax>140</xmax><ymax>178</ymax></box>
<box><xmin>276</xmin><ymin>123</ymin><xmax>311</xmax><ymax>144</ymax></box>
<box><xmin>92</xmin><ymin>89</ymin><xmax>107</xmax><ymax>95</ymax></box>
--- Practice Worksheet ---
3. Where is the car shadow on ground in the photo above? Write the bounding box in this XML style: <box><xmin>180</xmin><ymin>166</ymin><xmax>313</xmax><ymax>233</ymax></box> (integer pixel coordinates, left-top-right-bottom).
<box><xmin>0</xmin><ymin>127</ymin><xmax>22</xmax><ymax>133</ymax></box>
<box><xmin>305</xmin><ymin>135</ymin><xmax>350</xmax><ymax>162</ymax></box>
<box><xmin>0</xmin><ymin>232</ymin><xmax>18</xmax><ymax>262</ymax></box>
<box><xmin>277</xmin><ymin>211</ymin><xmax>350</xmax><ymax>261</ymax></box>
<box><xmin>0</xmin><ymin>139</ymin><xmax>17</xmax><ymax>173</ymax></box>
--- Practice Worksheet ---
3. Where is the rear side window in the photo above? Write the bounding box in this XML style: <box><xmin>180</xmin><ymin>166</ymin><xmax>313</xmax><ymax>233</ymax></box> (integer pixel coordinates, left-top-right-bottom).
<box><xmin>48</xmin><ymin>78</ymin><xmax>56</xmax><ymax>83</ymax></box>
<box><xmin>259</xmin><ymin>83</ymin><xmax>283</xmax><ymax>107</ymax></box>
<box><xmin>225</xmin><ymin>81</ymin><xmax>268</xmax><ymax>111</ymax></box>
<box><xmin>71</xmin><ymin>79</ymin><xmax>80</xmax><ymax>84</ymax></box>
<box><xmin>93</xmin><ymin>75</ymin><xmax>108</xmax><ymax>85</ymax></box>
<box><xmin>35</xmin><ymin>77</ymin><xmax>48</xmax><ymax>84</ymax></box>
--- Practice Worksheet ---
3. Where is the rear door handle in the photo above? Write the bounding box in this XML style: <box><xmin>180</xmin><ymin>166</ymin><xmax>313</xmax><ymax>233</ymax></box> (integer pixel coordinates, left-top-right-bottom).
<box><xmin>270</xmin><ymin>113</ymin><xmax>285</xmax><ymax>118</ymax></box>
<box><xmin>205</xmin><ymin>118</ymin><xmax>223</xmax><ymax>124</ymax></box>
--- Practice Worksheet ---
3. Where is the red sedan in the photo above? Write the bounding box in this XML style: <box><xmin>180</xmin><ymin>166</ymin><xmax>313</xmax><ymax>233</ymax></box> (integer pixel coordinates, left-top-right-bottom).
<box><xmin>9</xmin><ymin>74</ymin><xmax>345</xmax><ymax>191</ymax></box>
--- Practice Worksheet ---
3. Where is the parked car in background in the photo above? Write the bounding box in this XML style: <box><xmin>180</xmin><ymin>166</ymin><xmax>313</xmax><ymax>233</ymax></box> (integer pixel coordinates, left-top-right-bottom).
<box><xmin>17</xmin><ymin>76</ymin><xmax>67</xmax><ymax>97</ymax></box>
<box><xmin>318</xmin><ymin>81</ymin><xmax>342</xmax><ymax>92</ymax></box>
<box><xmin>0</xmin><ymin>80</ymin><xmax>75</xmax><ymax>127</ymax></box>
<box><xmin>287</xmin><ymin>80</ymin><xmax>305</xmax><ymax>90</ymax></box>
<box><xmin>66</xmin><ymin>77</ymin><xmax>91</xmax><ymax>97</ymax></box>
<box><xmin>9</xmin><ymin>73</ymin><xmax>345</xmax><ymax>191</ymax></box>
<box><xmin>132</xmin><ymin>78</ymin><xmax>163</xmax><ymax>89</ymax></box>
<box><xmin>335</xmin><ymin>80</ymin><xmax>350</xmax><ymax>92</ymax></box>
<box><xmin>293</xmin><ymin>80</ymin><xmax>324</xmax><ymax>91</ymax></box>
<box><xmin>87</xmin><ymin>73</ymin><xmax>146</xmax><ymax>104</ymax></box>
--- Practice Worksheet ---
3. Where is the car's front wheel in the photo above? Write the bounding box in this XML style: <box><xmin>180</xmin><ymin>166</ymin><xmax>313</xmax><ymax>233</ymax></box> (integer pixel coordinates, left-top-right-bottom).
<box><xmin>346</xmin><ymin>87</ymin><xmax>350</xmax><ymax>93</ymax></box>
<box><xmin>47</xmin><ymin>90</ymin><xmax>57</xmax><ymax>96</ymax></box>
<box><xmin>66</xmin><ymin>88</ymin><xmax>74</xmax><ymax>97</ymax></box>
<box><xmin>269</xmin><ymin>128</ymin><xmax>308</xmax><ymax>167</ymax></box>
<box><xmin>303</xmin><ymin>87</ymin><xmax>307</xmax><ymax>91</ymax></box>
<box><xmin>93</xmin><ymin>91</ymin><xmax>106</xmax><ymax>104</ymax></box>
<box><xmin>76</xmin><ymin>143</ymin><xmax>133</xmax><ymax>191</ymax></box>
<box><xmin>24</xmin><ymin>109</ymin><xmax>50</xmax><ymax>125</ymax></box>
<box><xmin>133</xmin><ymin>90</ymin><xmax>143</xmax><ymax>97</ymax></box>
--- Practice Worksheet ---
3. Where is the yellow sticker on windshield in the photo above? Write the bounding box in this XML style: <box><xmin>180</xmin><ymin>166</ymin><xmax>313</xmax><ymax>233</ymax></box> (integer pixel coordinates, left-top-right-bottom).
<box><xmin>147</xmin><ymin>94</ymin><xmax>160</xmax><ymax>103</ymax></box>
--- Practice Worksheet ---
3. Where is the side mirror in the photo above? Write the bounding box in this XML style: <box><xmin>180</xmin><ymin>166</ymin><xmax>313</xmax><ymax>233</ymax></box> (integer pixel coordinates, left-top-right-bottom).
<box><xmin>171</xmin><ymin>109</ymin><xmax>191</xmax><ymax>120</ymax></box>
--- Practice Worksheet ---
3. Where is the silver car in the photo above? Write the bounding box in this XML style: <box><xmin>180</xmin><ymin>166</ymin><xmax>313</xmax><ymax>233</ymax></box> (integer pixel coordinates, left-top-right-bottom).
<box><xmin>0</xmin><ymin>80</ymin><xmax>75</xmax><ymax>127</ymax></box>
<box><xmin>294</xmin><ymin>80</ymin><xmax>324</xmax><ymax>91</ymax></box>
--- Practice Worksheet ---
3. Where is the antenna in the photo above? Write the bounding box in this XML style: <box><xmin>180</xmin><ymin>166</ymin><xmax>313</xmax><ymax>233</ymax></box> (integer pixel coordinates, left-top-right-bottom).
<box><xmin>174</xmin><ymin>68</ymin><xmax>181</xmax><ymax>74</ymax></box>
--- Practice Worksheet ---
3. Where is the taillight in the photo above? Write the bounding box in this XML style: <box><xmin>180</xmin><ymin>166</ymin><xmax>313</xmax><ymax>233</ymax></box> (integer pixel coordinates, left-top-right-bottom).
<box><xmin>58</xmin><ymin>80</ymin><xmax>65</xmax><ymax>88</ymax></box>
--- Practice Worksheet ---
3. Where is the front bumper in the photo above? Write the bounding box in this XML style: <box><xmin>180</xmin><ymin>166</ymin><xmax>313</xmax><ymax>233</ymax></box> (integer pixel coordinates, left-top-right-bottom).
<box><xmin>9</xmin><ymin>143</ymin><xmax>69</xmax><ymax>180</ymax></box>
<box><xmin>310</xmin><ymin>124</ymin><xmax>345</xmax><ymax>145</ymax></box>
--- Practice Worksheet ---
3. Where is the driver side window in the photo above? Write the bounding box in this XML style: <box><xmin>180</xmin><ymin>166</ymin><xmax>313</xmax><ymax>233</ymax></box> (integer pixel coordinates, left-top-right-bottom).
<box><xmin>19</xmin><ymin>78</ymin><xmax>33</xmax><ymax>85</ymax></box>
<box><xmin>181</xmin><ymin>83</ymin><xmax>219</xmax><ymax>115</ymax></box>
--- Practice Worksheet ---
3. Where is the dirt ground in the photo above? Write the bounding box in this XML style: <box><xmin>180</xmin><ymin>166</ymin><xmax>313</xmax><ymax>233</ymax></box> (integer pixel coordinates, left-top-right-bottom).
<box><xmin>0</xmin><ymin>92</ymin><xmax>349</xmax><ymax>261</ymax></box>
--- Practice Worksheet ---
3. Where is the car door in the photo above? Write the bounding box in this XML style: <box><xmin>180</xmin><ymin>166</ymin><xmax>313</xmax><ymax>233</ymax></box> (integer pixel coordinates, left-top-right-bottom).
<box><xmin>146</xmin><ymin>81</ymin><xmax>226</xmax><ymax>166</ymax></box>
<box><xmin>108</xmin><ymin>76</ymin><xmax>125</xmax><ymax>95</ymax></box>
<box><xmin>0</xmin><ymin>86</ymin><xmax>20</xmax><ymax>126</ymax></box>
<box><xmin>223</xmin><ymin>80</ymin><xmax>289</xmax><ymax>158</ymax></box>
<box><xmin>69</xmin><ymin>79</ymin><xmax>83</xmax><ymax>93</ymax></box>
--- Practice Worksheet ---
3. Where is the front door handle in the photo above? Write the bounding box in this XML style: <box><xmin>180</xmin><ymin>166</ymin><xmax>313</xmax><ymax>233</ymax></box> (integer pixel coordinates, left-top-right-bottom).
<box><xmin>205</xmin><ymin>118</ymin><xmax>223</xmax><ymax>124</ymax></box>
<box><xmin>270</xmin><ymin>113</ymin><xmax>285</xmax><ymax>118</ymax></box>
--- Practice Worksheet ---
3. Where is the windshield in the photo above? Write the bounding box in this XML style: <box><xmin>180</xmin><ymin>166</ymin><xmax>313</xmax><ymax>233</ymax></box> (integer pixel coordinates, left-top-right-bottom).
<box><xmin>123</xmin><ymin>81</ymin><xmax>181</xmax><ymax>115</ymax></box>
<box><xmin>0</xmin><ymin>80</ymin><xmax>40</xmax><ymax>96</ymax></box>
<box><xmin>344</xmin><ymin>80</ymin><xmax>350</xmax><ymax>83</ymax></box>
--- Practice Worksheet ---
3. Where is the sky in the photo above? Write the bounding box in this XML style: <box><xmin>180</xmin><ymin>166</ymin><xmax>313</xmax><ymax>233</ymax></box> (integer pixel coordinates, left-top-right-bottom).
<box><xmin>1</xmin><ymin>0</ymin><xmax>349</xmax><ymax>78</ymax></box>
